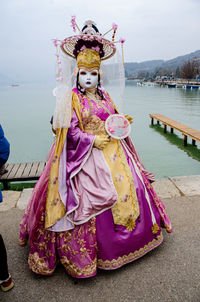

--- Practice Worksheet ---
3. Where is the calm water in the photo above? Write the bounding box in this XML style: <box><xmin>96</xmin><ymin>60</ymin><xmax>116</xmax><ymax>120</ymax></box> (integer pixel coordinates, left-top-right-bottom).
<box><xmin>0</xmin><ymin>81</ymin><xmax>200</xmax><ymax>178</ymax></box>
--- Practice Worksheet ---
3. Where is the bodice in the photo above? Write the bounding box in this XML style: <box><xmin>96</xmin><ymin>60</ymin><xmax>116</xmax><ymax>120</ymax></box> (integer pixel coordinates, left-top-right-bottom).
<box><xmin>73</xmin><ymin>89</ymin><xmax>115</xmax><ymax>135</ymax></box>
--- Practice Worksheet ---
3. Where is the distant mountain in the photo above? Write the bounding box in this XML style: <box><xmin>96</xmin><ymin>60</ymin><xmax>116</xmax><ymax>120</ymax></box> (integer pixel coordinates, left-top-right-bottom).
<box><xmin>162</xmin><ymin>50</ymin><xmax>200</xmax><ymax>69</ymax></box>
<box><xmin>125</xmin><ymin>50</ymin><xmax>200</xmax><ymax>78</ymax></box>
<box><xmin>125</xmin><ymin>60</ymin><xmax>164</xmax><ymax>77</ymax></box>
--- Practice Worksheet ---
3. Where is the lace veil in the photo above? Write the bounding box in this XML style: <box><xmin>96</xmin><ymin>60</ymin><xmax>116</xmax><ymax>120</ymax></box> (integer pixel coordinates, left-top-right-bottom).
<box><xmin>52</xmin><ymin>48</ymin><xmax>76</xmax><ymax>130</ymax></box>
<box><xmin>101</xmin><ymin>46</ymin><xmax>125</xmax><ymax>113</ymax></box>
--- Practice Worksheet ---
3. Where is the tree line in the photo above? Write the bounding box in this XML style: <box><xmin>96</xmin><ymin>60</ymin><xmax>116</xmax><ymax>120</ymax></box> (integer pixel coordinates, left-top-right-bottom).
<box><xmin>137</xmin><ymin>58</ymin><xmax>200</xmax><ymax>80</ymax></box>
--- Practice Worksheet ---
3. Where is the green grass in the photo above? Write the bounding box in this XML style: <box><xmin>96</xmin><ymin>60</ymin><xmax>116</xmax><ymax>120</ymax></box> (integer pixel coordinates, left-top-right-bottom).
<box><xmin>0</xmin><ymin>182</ymin><xmax>36</xmax><ymax>191</ymax></box>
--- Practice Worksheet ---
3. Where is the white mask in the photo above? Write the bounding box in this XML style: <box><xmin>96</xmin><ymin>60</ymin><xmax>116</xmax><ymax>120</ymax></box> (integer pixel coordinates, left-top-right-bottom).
<box><xmin>78</xmin><ymin>68</ymin><xmax>99</xmax><ymax>89</ymax></box>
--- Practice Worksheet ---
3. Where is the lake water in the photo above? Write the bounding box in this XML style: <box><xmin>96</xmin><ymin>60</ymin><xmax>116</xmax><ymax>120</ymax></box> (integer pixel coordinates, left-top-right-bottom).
<box><xmin>0</xmin><ymin>81</ymin><xmax>200</xmax><ymax>179</ymax></box>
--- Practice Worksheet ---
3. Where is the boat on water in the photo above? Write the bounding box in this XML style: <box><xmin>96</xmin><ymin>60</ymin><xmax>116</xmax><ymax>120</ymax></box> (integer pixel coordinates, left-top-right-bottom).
<box><xmin>11</xmin><ymin>84</ymin><xmax>19</xmax><ymax>87</ymax></box>
<box><xmin>167</xmin><ymin>83</ymin><xmax>176</xmax><ymax>88</ymax></box>
<box><xmin>185</xmin><ymin>85</ymin><xmax>199</xmax><ymax>90</ymax></box>
<box><xmin>137</xmin><ymin>81</ymin><xmax>154</xmax><ymax>87</ymax></box>
<box><xmin>176</xmin><ymin>83</ymin><xmax>183</xmax><ymax>88</ymax></box>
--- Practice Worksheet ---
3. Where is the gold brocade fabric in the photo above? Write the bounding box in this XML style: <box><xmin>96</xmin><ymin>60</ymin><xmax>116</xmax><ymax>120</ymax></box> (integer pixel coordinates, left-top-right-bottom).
<box><xmin>45</xmin><ymin>128</ymin><xmax>67</xmax><ymax>229</ymax></box>
<box><xmin>81</xmin><ymin>97</ymin><xmax>113</xmax><ymax>135</ymax></box>
<box><xmin>84</xmin><ymin>115</ymin><xmax>107</xmax><ymax>135</ymax></box>
<box><xmin>103</xmin><ymin>140</ymin><xmax>139</xmax><ymax>230</ymax></box>
<box><xmin>58</xmin><ymin>218</ymin><xmax>97</xmax><ymax>277</ymax></box>
<box><xmin>45</xmin><ymin>92</ymin><xmax>84</xmax><ymax>229</ymax></box>
<box><xmin>77</xmin><ymin>49</ymin><xmax>101</xmax><ymax>71</ymax></box>
<box><xmin>60</xmin><ymin>257</ymin><xmax>97</xmax><ymax>277</ymax></box>
<box><xmin>28</xmin><ymin>252</ymin><xmax>56</xmax><ymax>275</ymax></box>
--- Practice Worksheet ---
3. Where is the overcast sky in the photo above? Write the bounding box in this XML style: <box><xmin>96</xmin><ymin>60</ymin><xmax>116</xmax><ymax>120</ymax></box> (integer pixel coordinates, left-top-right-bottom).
<box><xmin>1</xmin><ymin>0</ymin><xmax>200</xmax><ymax>81</ymax></box>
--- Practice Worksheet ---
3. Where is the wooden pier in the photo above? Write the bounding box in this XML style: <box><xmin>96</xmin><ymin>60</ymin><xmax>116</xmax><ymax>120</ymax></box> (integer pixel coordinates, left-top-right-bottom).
<box><xmin>0</xmin><ymin>161</ymin><xmax>45</xmax><ymax>189</ymax></box>
<box><xmin>150</xmin><ymin>114</ymin><xmax>200</xmax><ymax>146</ymax></box>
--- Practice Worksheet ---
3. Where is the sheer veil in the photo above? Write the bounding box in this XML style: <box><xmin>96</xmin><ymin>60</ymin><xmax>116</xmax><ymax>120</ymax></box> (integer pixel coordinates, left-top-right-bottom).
<box><xmin>101</xmin><ymin>46</ymin><xmax>125</xmax><ymax>113</ymax></box>
<box><xmin>52</xmin><ymin>48</ymin><xmax>76</xmax><ymax>130</ymax></box>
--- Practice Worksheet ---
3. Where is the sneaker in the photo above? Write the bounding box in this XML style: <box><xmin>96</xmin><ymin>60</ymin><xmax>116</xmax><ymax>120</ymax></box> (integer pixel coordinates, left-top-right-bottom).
<box><xmin>0</xmin><ymin>274</ymin><xmax>14</xmax><ymax>292</ymax></box>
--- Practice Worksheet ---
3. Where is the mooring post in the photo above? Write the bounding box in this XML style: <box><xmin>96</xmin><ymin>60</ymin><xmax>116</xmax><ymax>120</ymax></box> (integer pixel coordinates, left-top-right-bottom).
<box><xmin>192</xmin><ymin>139</ymin><xmax>196</xmax><ymax>146</ymax></box>
<box><xmin>170</xmin><ymin>127</ymin><xmax>174</xmax><ymax>133</ymax></box>
<box><xmin>184</xmin><ymin>135</ymin><xmax>188</xmax><ymax>146</ymax></box>
<box><xmin>151</xmin><ymin>117</ymin><xmax>154</xmax><ymax>125</ymax></box>
<box><xmin>164</xmin><ymin>124</ymin><xmax>167</xmax><ymax>133</ymax></box>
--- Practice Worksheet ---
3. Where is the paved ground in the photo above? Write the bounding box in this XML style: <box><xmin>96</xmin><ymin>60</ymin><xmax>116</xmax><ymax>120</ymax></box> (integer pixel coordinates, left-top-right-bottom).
<box><xmin>0</xmin><ymin>176</ymin><xmax>200</xmax><ymax>302</ymax></box>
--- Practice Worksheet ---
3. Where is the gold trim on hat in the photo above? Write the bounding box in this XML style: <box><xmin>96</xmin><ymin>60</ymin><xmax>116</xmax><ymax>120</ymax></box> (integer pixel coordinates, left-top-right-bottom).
<box><xmin>77</xmin><ymin>49</ymin><xmax>101</xmax><ymax>70</ymax></box>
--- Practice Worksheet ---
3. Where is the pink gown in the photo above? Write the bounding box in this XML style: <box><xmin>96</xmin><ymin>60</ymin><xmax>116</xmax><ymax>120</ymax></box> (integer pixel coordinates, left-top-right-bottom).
<box><xmin>19</xmin><ymin>88</ymin><xmax>172</xmax><ymax>278</ymax></box>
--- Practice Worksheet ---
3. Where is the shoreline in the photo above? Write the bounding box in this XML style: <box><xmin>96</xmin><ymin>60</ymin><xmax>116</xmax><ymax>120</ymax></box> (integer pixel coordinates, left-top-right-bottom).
<box><xmin>0</xmin><ymin>174</ymin><xmax>200</xmax><ymax>212</ymax></box>
<box><xmin>126</xmin><ymin>78</ymin><xmax>200</xmax><ymax>85</ymax></box>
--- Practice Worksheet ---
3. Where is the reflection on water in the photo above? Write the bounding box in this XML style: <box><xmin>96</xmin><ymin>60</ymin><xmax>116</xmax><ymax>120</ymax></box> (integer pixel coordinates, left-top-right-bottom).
<box><xmin>150</xmin><ymin>124</ymin><xmax>200</xmax><ymax>163</ymax></box>
<box><xmin>178</xmin><ymin>87</ymin><xmax>200</xmax><ymax>99</ymax></box>
<box><xmin>0</xmin><ymin>81</ymin><xmax>200</xmax><ymax>178</ymax></box>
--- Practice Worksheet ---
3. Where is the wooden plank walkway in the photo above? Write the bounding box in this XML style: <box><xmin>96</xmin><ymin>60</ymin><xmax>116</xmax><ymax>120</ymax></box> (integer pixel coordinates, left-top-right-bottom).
<box><xmin>0</xmin><ymin>161</ymin><xmax>45</xmax><ymax>189</ymax></box>
<box><xmin>150</xmin><ymin>114</ymin><xmax>200</xmax><ymax>146</ymax></box>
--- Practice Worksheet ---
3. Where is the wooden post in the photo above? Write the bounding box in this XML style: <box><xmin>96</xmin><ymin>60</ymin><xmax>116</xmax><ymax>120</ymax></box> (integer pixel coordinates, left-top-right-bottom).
<box><xmin>151</xmin><ymin>117</ymin><xmax>154</xmax><ymax>125</ymax></box>
<box><xmin>170</xmin><ymin>127</ymin><xmax>174</xmax><ymax>133</ymax></box>
<box><xmin>192</xmin><ymin>139</ymin><xmax>196</xmax><ymax>146</ymax></box>
<box><xmin>157</xmin><ymin>120</ymin><xmax>160</xmax><ymax>125</ymax></box>
<box><xmin>184</xmin><ymin>135</ymin><xmax>188</xmax><ymax>146</ymax></box>
<box><xmin>164</xmin><ymin>124</ymin><xmax>167</xmax><ymax>133</ymax></box>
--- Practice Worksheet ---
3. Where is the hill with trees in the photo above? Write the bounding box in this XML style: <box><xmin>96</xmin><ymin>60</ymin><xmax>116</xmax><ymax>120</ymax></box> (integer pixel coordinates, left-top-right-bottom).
<box><xmin>125</xmin><ymin>50</ymin><xmax>200</xmax><ymax>79</ymax></box>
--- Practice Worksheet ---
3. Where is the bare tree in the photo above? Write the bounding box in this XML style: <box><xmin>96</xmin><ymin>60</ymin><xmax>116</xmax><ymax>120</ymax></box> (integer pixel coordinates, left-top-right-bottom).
<box><xmin>180</xmin><ymin>61</ymin><xmax>196</xmax><ymax>79</ymax></box>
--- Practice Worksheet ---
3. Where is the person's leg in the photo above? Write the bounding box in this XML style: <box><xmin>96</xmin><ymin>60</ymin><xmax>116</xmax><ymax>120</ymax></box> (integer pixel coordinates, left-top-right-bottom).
<box><xmin>0</xmin><ymin>234</ymin><xmax>9</xmax><ymax>280</ymax></box>
<box><xmin>0</xmin><ymin>234</ymin><xmax>14</xmax><ymax>292</ymax></box>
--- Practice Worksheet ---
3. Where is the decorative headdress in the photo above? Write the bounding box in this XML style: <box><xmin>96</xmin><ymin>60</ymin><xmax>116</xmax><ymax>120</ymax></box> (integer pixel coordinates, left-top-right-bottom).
<box><xmin>61</xmin><ymin>19</ymin><xmax>116</xmax><ymax>61</ymax></box>
<box><xmin>52</xmin><ymin>18</ymin><xmax>125</xmax><ymax>79</ymax></box>
<box><xmin>52</xmin><ymin>18</ymin><xmax>125</xmax><ymax>129</ymax></box>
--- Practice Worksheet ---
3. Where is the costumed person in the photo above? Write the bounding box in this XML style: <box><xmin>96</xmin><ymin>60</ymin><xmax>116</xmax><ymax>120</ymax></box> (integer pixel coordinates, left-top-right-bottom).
<box><xmin>0</xmin><ymin>125</ymin><xmax>14</xmax><ymax>292</ymax></box>
<box><xmin>19</xmin><ymin>18</ymin><xmax>172</xmax><ymax>278</ymax></box>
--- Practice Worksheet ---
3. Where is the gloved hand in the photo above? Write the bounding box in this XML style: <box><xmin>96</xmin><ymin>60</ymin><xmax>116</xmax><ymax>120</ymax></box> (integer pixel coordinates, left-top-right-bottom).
<box><xmin>94</xmin><ymin>135</ymin><xmax>110</xmax><ymax>150</ymax></box>
<box><xmin>124</xmin><ymin>114</ymin><xmax>133</xmax><ymax>124</ymax></box>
